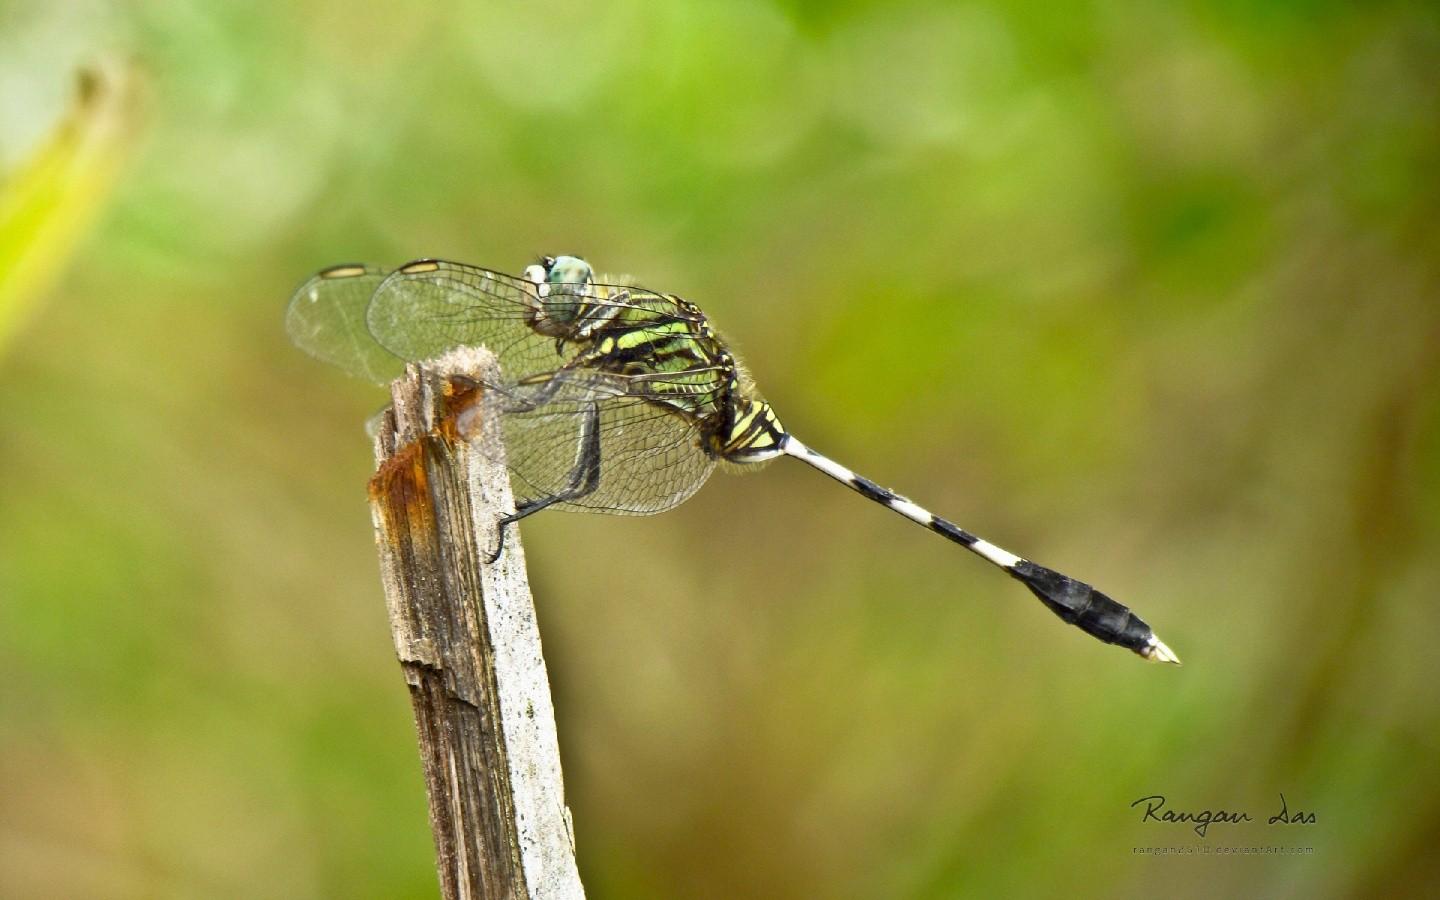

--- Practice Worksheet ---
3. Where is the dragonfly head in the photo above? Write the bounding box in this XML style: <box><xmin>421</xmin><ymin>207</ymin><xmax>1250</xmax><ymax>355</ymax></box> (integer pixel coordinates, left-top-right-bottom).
<box><xmin>522</xmin><ymin>255</ymin><xmax>597</xmax><ymax>330</ymax></box>
<box><xmin>524</xmin><ymin>255</ymin><xmax>593</xmax><ymax>290</ymax></box>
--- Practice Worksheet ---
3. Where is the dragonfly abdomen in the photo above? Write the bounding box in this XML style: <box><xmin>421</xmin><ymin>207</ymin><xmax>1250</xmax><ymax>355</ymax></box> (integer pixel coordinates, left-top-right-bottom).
<box><xmin>781</xmin><ymin>436</ymin><xmax>1179</xmax><ymax>663</ymax></box>
<box><xmin>713</xmin><ymin>397</ymin><xmax>787</xmax><ymax>461</ymax></box>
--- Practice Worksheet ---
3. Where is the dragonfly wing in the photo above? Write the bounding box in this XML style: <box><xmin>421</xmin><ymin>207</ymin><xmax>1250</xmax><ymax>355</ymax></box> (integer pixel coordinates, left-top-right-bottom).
<box><xmin>292</xmin><ymin>257</ymin><xmax>720</xmax><ymax>514</ymax></box>
<box><xmin>497</xmin><ymin>372</ymin><xmax>718</xmax><ymax>516</ymax></box>
<box><xmin>366</xmin><ymin>259</ymin><xmax>700</xmax><ymax>384</ymax></box>
<box><xmin>366</xmin><ymin>259</ymin><xmax>570</xmax><ymax>383</ymax></box>
<box><xmin>285</xmin><ymin>264</ymin><xmax>405</xmax><ymax>385</ymax></box>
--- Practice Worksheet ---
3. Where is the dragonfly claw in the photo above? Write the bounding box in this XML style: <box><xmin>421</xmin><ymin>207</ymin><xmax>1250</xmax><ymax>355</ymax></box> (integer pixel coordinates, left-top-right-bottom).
<box><xmin>485</xmin><ymin>519</ymin><xmax>511</xmax><ymax>564</ymax></box>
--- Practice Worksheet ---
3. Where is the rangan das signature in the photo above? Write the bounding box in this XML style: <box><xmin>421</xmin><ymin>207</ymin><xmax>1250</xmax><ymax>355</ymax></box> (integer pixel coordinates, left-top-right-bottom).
<box><xmin>1131</xmin><ymin>793</ymin><xmax>1317</xmax><ymax>837</ymax></box>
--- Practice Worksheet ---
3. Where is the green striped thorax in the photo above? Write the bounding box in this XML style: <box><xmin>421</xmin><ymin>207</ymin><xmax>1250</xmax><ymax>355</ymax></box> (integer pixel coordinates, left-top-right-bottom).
<box><xmin>525</xmin><ymin>254</ymin><xmax>787</xmax><ymax>463</ymax></box>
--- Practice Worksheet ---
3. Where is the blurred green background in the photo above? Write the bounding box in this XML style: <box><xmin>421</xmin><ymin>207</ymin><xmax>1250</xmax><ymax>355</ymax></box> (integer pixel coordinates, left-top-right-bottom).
<box><xmin>3</xmin><ymin>1</ymin><xmax>1438</xmax><ymax>897</ymax></box>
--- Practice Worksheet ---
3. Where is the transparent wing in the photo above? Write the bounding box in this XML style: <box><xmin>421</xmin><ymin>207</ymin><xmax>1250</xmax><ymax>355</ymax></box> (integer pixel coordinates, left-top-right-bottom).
<box><xmin>496</xmin><ymin>371</ymin><xmax>720</xmax><ymax>516</ymax></box>
<box><xmin>285</xmin><ymin>264</ymin><xmax>405</xmax><ymax>385</ymax></box>
<box><xmin>365</xmin><ymin>258</ymin><xmax>698</xmax><ymax>384</ymax></box>
<box><xmin>292</xmin><ymin>257</ymin><xmax>722</xmax><ymax>514</ymax></box>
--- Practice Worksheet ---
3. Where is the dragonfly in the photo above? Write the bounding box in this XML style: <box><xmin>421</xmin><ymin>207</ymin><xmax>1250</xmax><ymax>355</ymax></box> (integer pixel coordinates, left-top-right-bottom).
<box><xmin>287</xmin><ymin>254</ymin><xmax>1179</xmax><ymax>664</ymax></box>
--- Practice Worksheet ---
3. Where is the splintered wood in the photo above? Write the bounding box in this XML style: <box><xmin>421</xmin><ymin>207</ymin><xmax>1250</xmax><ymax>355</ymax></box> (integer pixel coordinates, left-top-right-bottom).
<box><xmin>367</xmin><ymin>347</ymin><xmax>584</xmax><ymax>900</ymax></box>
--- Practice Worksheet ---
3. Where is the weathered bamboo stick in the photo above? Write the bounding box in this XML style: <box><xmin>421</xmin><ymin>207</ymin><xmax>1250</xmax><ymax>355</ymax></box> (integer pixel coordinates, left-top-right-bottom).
<box><xmin>367</xmin><ymin>347</ymin><xmax>585</xmax><ymax>900</ymax></box>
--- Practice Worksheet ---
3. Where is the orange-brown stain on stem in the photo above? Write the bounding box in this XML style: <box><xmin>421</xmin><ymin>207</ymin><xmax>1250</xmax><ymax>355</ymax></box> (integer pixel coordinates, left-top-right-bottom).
<box><xmin>370</xmin><ymin>438</ymin><xmax>435</xmax><ymax>543</ymax></box>
<box><xmin>368</xmin><ymin>375</ymin><xmax>491</xmax><ymax>543</ymax></box>
<box><xmin>436</xmin><ymin>376</ymin><xmax>488</xmax><ymax>445</ymax></box>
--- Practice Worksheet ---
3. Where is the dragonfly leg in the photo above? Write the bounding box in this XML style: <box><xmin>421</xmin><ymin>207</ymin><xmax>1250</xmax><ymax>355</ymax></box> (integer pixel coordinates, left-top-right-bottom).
<box><xmin>486</xmin><ymin>377</ymin><xmax>567</xmax><ymax>413</ymax></box>
<box><xmin>486</xmin><ymin>401</ymin><xmax>603</xmax><ymax>563</ymax></box>
<box><xmin>490</xmin><ymin>353</ymin><xmax>615</xmax><ymax>414</ymax></box>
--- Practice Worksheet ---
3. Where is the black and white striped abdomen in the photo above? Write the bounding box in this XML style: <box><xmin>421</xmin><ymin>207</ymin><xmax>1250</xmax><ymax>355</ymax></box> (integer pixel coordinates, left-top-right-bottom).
<box><xmin>780</xmin><ymin>436</ymin><xmax>1178</xmax><ymax>663</ymax></box>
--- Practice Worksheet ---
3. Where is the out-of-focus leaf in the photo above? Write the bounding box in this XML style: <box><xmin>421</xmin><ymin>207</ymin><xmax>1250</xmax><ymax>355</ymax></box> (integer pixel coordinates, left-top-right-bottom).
<box><xmin>0</xmin><ymin>60</ymin><xmax>141</xmax><ymax>356</ymax></box>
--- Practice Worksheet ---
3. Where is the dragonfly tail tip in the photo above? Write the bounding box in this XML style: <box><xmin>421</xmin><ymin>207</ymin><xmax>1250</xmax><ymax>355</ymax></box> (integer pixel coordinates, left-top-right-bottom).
<box><xmin>1142</xmin><ymin>635</ymin><xmax>1181</xmax><ymax>665</ymax></box>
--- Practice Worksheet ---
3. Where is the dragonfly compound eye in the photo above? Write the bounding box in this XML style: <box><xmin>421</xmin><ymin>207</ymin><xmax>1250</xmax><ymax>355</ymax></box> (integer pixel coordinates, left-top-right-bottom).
<box><xmin>547</xmin><ymin>256</ymin><xmax>594</xmax><ymax>286</ymax></box>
